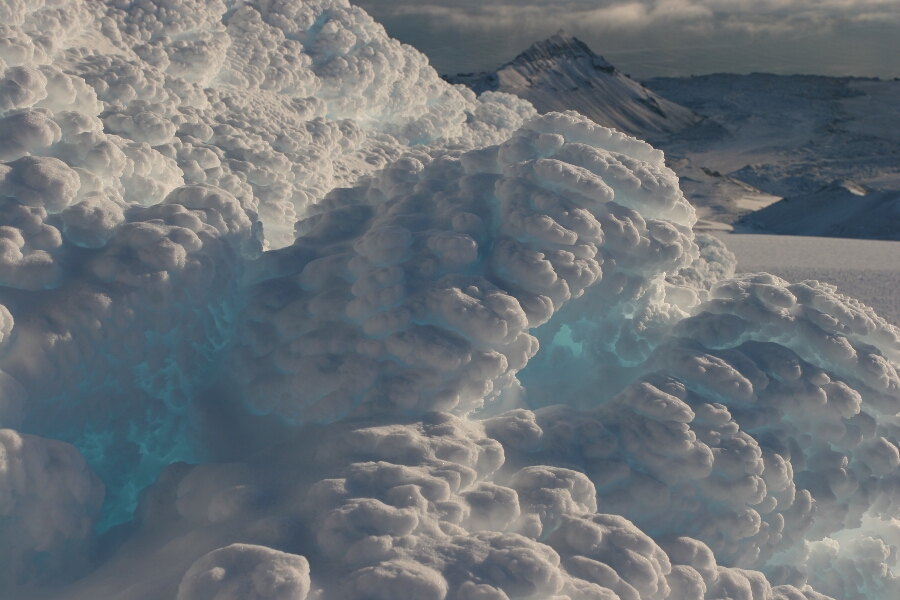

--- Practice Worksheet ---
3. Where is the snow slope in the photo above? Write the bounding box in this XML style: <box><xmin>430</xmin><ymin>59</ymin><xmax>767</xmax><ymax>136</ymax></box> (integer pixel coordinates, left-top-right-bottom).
<box><xmin>646</xmin><ymin>74</ymin><xmax>900</xmax><ymax>230</ymax></box>
<box><xmin>445</xmin><ymin>31</ymin><xmax>702</xmax><ymax>140</ymax></box>
<box><xmin>736</xmin><ymin>180</ymin><xmax>900</xmax><ymax>239</ymax></box>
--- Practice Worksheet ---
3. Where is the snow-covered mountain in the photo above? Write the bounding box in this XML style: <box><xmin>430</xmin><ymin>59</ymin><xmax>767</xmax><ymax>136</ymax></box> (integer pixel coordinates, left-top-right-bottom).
<box><xmin>449</xmin><ymin>38</ymin><xmax>900</xmax><ymax>235</ymax></box>
<box><xmin>445</xmin><ymin>31</ymin><xmax>702</xmax><ymax>139</ymax></box>
<box><xmin>735</xmin><ymin>179</ymin><xmax>900</xmax><ymax>239</ymax></box>
<box><xmin>647</xmin><ymin>74</ymin><xmax>900</xmax><ymax>231</ymax></box>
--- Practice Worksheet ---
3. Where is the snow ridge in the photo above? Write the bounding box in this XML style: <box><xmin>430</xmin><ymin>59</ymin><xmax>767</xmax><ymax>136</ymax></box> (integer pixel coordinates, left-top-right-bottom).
<box><xmin>736</xmin><ymin>180</ymin><xmax>900</xmax><ymax>239</ymax></box>
<box><xmin>445</xmin><ymin>31</ymin><xmax>702</xmax><ymax>139</ymax></box>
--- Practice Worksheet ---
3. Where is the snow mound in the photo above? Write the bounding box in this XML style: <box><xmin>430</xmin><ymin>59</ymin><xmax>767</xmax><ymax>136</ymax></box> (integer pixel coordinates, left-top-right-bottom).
<box><xmin>177</xmin><ymin>544</ymin><xmax>311</xmax><ymax>600</ymax></box>
<box><xmin>737</xmin><ymin>180</ymin><xmax>900</xmax><ymax>240</ymax></box>
<box><xmin>0</xmin><ymin>1</ymin><xmax>898</xmax><ymax>600</ymax></box>
<box><xmin>0</xmin><ymin>0</ymin><xmax>534</xmax><ymax>533</ymax></box>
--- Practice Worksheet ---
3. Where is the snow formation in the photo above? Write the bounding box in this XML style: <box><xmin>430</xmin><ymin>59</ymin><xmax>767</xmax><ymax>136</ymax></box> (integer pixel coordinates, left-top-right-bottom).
<box><xmin>0</xmin><ymin>1</ymin><xmax>899</xmax><ymax>599</ymax></box>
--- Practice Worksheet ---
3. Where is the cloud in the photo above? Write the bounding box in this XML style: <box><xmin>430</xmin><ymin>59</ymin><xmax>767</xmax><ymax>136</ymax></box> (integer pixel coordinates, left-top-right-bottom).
<box><xmin>356</xmin><ymin>0</ymin><xmax>900</xmax><ymax>77</ymax></box>
<box><xmin>362</xmin><ymin>0</ymin><xmax>900</xmax><ymax>31</ymax></box>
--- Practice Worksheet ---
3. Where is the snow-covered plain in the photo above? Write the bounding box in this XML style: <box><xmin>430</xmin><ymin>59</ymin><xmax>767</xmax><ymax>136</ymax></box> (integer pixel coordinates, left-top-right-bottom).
<box><xmin>715</xmin><ymin>232</ymin><xmax>900</xmax><ymax>328</ymax></box>
<box><xmin>2</xmin><ymin>1</ymin><xmax>900</xmax><ymax>600</ymax></box>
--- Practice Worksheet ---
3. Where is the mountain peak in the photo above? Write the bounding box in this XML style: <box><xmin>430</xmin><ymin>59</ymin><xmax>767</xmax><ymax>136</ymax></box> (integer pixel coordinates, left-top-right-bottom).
<box><xmin>511</xmin><ymin>31</ymin><xmax>615</xmax><ymax>72</ymax></box>
<box><xmin>443</xmin><ymin>32</ymin><xmax>702</xmax><ymax>138</ymax></box>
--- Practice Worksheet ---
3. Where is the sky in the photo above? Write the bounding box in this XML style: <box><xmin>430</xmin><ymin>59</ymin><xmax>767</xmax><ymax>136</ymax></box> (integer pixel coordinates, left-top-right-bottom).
<box><xmin>355</xmin><ymin>0</ymin><xmax>900</xmax><ymax>79</ymax></box>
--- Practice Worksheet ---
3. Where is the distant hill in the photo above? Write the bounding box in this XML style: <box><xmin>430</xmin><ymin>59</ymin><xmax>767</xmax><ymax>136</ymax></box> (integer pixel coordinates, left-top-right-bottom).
<box><xmin>735</xmin><ymin>179</ymin><xmax>900</xmax><ymax>240</ymax></box>
<box><xmin>443</xmin><ymin>31</ymin><xmax>702</xmax><ymax>139</ymax></box>
<box><xmin>445</xmin><ymin>39</ymin><xmax>900</xmax><ymax>237</ymax></box>
<box><xmin>644</xmin><ymin>74</ymin><xmax>900</xmax><ymax>233</ymax></box>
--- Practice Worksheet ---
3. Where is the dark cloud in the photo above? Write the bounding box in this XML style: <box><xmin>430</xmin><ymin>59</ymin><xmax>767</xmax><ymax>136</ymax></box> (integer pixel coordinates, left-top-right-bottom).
<box><xmin>355</xmin><ymin>0</ymin><xmax>900</xmax><ymax>78</ymax></box>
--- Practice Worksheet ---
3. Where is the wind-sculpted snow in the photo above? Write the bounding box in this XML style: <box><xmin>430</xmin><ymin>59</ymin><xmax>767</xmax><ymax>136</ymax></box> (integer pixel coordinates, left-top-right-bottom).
<box><xmin>0</xmin><ymin>0</ymin><xmax>532</xmax><ymax>534</ymax></box>
<box><xmin>0</xmin><ymin>429</ymin><xmax>103</xmax><ymax>584</ymax></box>
<box><xmin>0</xmin><ymin>1</ymin><xmax>899</xmax><ymax>599</ymax></box>
<box><xmin>233</xmin><ymin>112</ymin><xmax>697</xmax><ymax>424</ymax></box>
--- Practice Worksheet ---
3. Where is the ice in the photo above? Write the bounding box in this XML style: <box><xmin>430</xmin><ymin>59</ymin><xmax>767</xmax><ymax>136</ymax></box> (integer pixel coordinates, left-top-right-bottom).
<box><xmin>0</xmin><ymin>429</ymin><xmax>104</xmax><ymax>583</ymax></box>
<box><xmin>712</xmin><ymin>232</ymin><xmax>900</xmax><ymax>328</ymax></box>
<box><xmin>0</xmin><ymin>0</ymin><xmax>899</xmax><ymax>598</ymax></box>
<box><xmin>177</xmin><ymin>544</ymin><xmax>311</xmax><ymax>600</ymax></box>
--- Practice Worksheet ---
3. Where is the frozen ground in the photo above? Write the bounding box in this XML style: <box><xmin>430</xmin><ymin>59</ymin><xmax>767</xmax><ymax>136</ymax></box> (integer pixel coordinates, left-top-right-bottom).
<box><xmin>647</xmin><ymin>74</ymin><xmax>900</xmax><ymax>230</ymax></box>
<box><xmin>715</xmin><ymin>232</ymin><xmax>900</xmax><ymax>326</ymax></box>
<box><xmin>647</xmin><ymin>74</ymin><xmax>900</xmax><ymax>196</ymax></box>
<box><xmin>735</xmin><ymin>180</ymin><xmax>900</xmax><ymax>241</ymax></box>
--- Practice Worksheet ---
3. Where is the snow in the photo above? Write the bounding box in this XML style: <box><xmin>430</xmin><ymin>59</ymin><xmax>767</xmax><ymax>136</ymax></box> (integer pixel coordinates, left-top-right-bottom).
<box><xmin>736</xmin><ymin>180</ymin><xmax>900</xmax><ymax>240</ymax></box>
<box><xmin>714</xmin><ymin>232</ymin><xmax>900</xmax><ymax>328</ymax></box>
<box><xmin>1</xmin><ymin>1</ymin><xmax>900</xmax><ymax>599</ymax></box>
<box><xmin>644</xmin><ymin>74</ymin><xmax>900</xmax><ymax>230</ymax></box>
<box><xmin>447</xmin><ymin>38</ymin><xmax>900</xmax><ymax>235</ymax></box>
<box><xmin>841</xmin><ymin>80</ymin><xmax>900</xmax><ymax>147</ymax></box>
<box><xmin>445</xmin><ymin>31</ymin><xmax>702</xmax><ymax>140</ymax></box>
